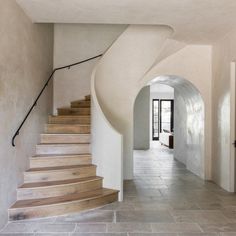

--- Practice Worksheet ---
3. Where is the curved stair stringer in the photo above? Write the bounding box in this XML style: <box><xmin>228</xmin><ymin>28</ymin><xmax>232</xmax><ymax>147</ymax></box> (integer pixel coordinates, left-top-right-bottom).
<box><xmin>92</xmin><ymin>25</ymin><xmax>176</xmax><ymax>180</ymax></box>
<box><xmin>91</xmin><ymin>64</ymin><xmax>124</xmax><ymax>201</ymax></box>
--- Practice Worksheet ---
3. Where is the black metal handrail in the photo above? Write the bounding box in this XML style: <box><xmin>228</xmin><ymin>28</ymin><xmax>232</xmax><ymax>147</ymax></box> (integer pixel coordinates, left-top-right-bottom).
<box><xmin>12</xmin><ymin>54</ymin><xmax>103</xmax><ymax>147</ymax></box>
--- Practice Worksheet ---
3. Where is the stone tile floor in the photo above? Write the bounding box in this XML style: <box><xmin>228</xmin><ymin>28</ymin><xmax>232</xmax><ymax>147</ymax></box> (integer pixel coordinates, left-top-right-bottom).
<box><xmin>1</xmin><ymin>143</ymin><xmax>236</xmax><ymax>235</ymax></box>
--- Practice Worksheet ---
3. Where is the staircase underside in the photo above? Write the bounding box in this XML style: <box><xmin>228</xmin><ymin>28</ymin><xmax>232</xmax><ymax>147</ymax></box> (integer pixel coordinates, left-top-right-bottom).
<box><xmin>9</xmin><ymin>95</ymin><xmax>118</xmax><ymax>221</ymax></box>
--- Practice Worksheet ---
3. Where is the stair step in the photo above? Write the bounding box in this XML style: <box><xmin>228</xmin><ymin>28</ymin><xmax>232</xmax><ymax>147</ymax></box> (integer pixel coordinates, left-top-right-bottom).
<box><xmin>49</xmin><ymin>115</ymin><xmax>90</xmax><ymax>124</ymax></box>
<box><xmin>41</xmin><ymin>133</ymin><xmax>91</xmax><ymax>144</ymax></box>
<box><xmin>24</xmin><ymin>164</ymin><xmax>96</xmax><ymax>183</ymax></box>
<box><xmin>45</xmin><ymin>124</ymin><xmax>90</xmax><ymax>134</ymax></box>
<box><xmin>30</xmin><ymin>154</ymin><xmax>92</xmax><ymax>168</ymax></box>
<box><xmin>85</xmin><ymin>95</ymin><xmax>91</xmax><ymax>100</ymax></box>
<box><xmin>71</xmin><ymin>100</ymin><xmax>90</xmax><ymax>108</ymax></box>
<box><xmin>9</xmin><ymin>188</ymin><xmax>118</xmax><ymax>221</ymax></box>
<box><xmin>17</xmin><ymin>176</ymin><xmax>103</xmax><ymax>200</ymax></box>
<box><xmin>36</xmin><ymin>143</ymin><xmax>90</xmax><ymax>155</ymax></box>
<box><xmin>58</xmin><ymin>107</ymin><xmax>90</xmax><ymax>116</ymax></box>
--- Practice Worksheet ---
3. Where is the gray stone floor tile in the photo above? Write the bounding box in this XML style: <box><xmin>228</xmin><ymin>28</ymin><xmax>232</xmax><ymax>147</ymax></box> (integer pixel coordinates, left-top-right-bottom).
<box><xmin>129</xmin><ymin>234</ymin><xmax>177</xmax><ymax>236</ymax></box>
<box><xmin>199</xmin><ymin>223</ymin><xmax>236</xmax><ymax>233</ymax></box>
<box><xmin>116</xmin><ymin>211</ymin><xmax>174</xmax><ymax>223</ymax></box>
<box><xmin>107</xmin><ymin>223</ymin><xmax>152</xmax><ymax>232</ymax></box>
<box><xmin>75</xmin><ymin>224</ymin><xmax>107</xmax><ymax>233</ymax></box>
<box><xmin>220</xmin><ymin>233</ymin><xmax>236</xmax><ymax>236</ymax></box>
<box><xmin>56</xmin><ymin>211</ymin><xmax>114</xmax><ymax>223</ymax></box>
<box><xmin>151</xmin><ymin>223</ymin><xmax>202</xmax><ymax>233</ymax></box>
<box><xmin>71</xmin><ymin>233</ymin><xmax>127</xmax><ymax>236</ymax></box>
<box><xmin>171</xmin><ymin>210</ymin><xmax>229</xmax><ymax>224</ymax></box>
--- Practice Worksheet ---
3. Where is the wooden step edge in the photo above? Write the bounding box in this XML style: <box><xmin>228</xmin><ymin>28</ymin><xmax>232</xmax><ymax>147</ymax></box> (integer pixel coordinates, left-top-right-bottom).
<box><xmin>10</xmin><ymin>188</ymin><xmax>118</xmax><ymax>210</ymax></box>
<box><xmin>26</xmin><ymin>164</ymin><xmax>96</xmax><ymax>173</ymax></box>
<box><xmin>49</xmin><ymin>115</ymin><xmax>91</xmax><ymax>118</ymax></box>
<box><xmin>30</xmin><ymin>154</ymin><xmax>92</xmax><ymax>159</ymax></box>
<box><xmin>46</xmin><ymin>124</ymin><xmax>91</xmax><ymax>126</ymax></box>
<box><xmin>36</xmin><ymin>143</ymin><xmax>91</xmax><ymax>147</ymax></box>
<box><xmin>19</xmin><ymin>176</ymin><xmax>103</xmax><ymax>190</ymax></box>
<box><xmin>57</xmin><ymin>107</ymin><xmax>90</xmax><ymax>110</ymax></box>
<box><xmin>40</xmin><ymin>133</ymin><xmax>91</xmax><ymax>136</ymax></box>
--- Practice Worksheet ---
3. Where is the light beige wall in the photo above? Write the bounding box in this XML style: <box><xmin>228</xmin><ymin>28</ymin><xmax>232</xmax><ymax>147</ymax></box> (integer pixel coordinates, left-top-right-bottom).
<box><xmin>0</xmin><ymin>0</ymin><xmax>53</xmax><ymax>228</ymax></box>
<box><xmin>134</xmin><ymin>86</ymin><xmax>150</xmax><ymax>150</ymax></box>
<box><xmin>212</xmin><ymin>29</ymin><xmax>236</xmax><ymax>191</ymax></box>
<box><xmin>53</xmin><ymin>24</ymin><xmax>126</xmax><ymax>113</ymax></box>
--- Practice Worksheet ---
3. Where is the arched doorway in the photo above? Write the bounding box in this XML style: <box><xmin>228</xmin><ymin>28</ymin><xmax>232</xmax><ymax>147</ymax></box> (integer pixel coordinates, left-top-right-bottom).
<box><xmin>133</xmin><ymin>75</ymin><xmax>205</xmax><ymax>179</ymax></box>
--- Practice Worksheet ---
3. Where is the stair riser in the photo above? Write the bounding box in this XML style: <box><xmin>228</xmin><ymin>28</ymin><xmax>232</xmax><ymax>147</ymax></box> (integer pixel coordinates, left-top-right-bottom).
<box><xmin>85</xmin><ymin>95</ymin><xmax>91</xmax><ymax>100</ymax></box>
<box><xmin>24</xmin><ymin>166</ymin><xmax>96</xmax><ymax>183</ymax></box>
<box><xmin>30</xmin><ymin>156</ymin><xmax>92</xmax><ymax>168</ymax></box>
<box><xmin>17</xmin><ymin>179</ymin><xmax>102</xmax><ymax>200</ymax></box>
<box><xmin>40</xmin><ymin>134</ymin><xmax>91</xmax><ymax>144</ymax></box>
<box><xmin>45</xmin><ymin>125</ymin><xmax>90</xmax><ymax>134</ymax></box>
<box><xmin>9</xmin><ymin>192</ymin><xmax>118</xmax><ymax>221</ymax></box>
<box><xmin>58</xmin><ymin>108</ymin><xmax>90</xmax><ymax>116</ymax></box>
<box><xmin>71</xmin><ymin>103</ymin><xmax>90</xmax><ymax>108</ymax></box>
<box><xmin>36</xmin><ymin>144</ymin><xmax>90</xmax><ymax>155</ymax></box>
<box><xmin>49</xmin><ymin>116</ymin><xmax>90</xmax><ymax>124</ymax></box>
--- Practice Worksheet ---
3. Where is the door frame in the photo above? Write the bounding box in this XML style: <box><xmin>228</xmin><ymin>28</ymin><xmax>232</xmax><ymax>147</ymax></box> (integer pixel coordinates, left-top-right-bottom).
<box><xmin>230</xmin><ymin>61</ymin><xmax>236</xmax><ymax>192</ymax></box>
<box><xmin>160</xmin><ymin>99</ymin><xmax>174</xmax><ymax>133</ymax></box>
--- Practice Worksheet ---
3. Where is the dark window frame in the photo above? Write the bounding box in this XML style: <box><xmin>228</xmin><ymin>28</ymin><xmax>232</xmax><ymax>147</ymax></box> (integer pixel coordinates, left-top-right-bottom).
<box><xmin>160</xmin><ymin>99</ymin><xmax>174</xmax><ymax>133</ymax></box>
<box><xmin>152</xmin><ymin>99</ymin><xmax>159</xmax><ymax>140</ymax></box>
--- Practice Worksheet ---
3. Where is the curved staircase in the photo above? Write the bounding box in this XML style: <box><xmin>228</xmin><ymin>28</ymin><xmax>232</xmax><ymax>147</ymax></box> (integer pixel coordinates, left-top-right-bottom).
<box><xmin>9</xmin><ymin>95</ymin><xmax>118</xmax><ymax>221</ymax></box>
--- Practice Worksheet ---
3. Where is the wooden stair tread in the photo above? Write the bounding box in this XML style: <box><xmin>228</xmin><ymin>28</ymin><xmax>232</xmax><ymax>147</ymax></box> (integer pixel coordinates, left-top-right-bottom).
<box><xmin>47</xmin><ymin>124</ymin><xmax>90</xmax><ymax>126</ymax></box>
<box><xmin>31</xmin><ymin>154</ymin><xmax>91</xmax><ymax>158</ymax></box>
<box><xmin>11</xmin><ymin>188</ymin><xmax>118</xmax><ymax>209</ymax></box>
<box><xmin>36</xmin><ymin>143</ymin><xmax>90</xmax><ymax>146</ymax></box>
<box><xmin>50</xmin><ymin>115</ymin><xmax>91</xmax><ymax>118</ymax></box>
<box><xmin>20</xmin><ymin>176</ymin><xmax>102</xmax><ymax>189</ymax></box>
<box><xmin>41</xmin><ymin>133</ymin><xmax>90</xmax><ymax>136</ymax></box>
<box><xmin>26</xmin><ymin>164</ymin><xmax>95</xmax><ymax>172</ymax></box>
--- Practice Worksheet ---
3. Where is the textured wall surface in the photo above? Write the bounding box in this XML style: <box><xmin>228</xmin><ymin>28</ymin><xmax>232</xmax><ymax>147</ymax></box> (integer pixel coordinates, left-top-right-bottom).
<box><xmin>212</xmin><ymin>29</ymin><xmax>236</xmax><ymax>191</ymax></box>
<box><xmin>53</xmin><ymin>24</ymin><xmax>126</xmax><ymax>113</ymax></box>
<box><xmin>174</xmin><ymin>92</ymin><xmax>187</xmax><ymax>164</ymax></box>
<box><xmin>171</xmin><ymin>79</ymin><xmax>204</xmax><ymax>178</ymax></box>
<box><xmin>134</xmin><ymin>86</ymin><xmax>150</xmax><ymax>150</ymax></box>
<box><xmin>0</xmin><ymin>0</ymin><xmax>53</xmax><ymax>228</ymax></box>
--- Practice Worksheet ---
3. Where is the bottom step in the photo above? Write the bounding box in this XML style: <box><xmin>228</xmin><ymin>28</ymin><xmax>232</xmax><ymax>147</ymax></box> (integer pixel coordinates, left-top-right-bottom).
<box><xmin>9</xmin><ymin>188</ymin><xmax>118</xmax><ymax>221</ymax></box>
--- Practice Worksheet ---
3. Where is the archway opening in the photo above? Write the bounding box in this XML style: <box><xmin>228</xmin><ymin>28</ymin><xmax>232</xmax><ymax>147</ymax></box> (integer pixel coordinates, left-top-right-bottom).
<box><xmin>133</xmin><ymin>75</ymin><xmax>205</xmax><ymax>179</ymax></box>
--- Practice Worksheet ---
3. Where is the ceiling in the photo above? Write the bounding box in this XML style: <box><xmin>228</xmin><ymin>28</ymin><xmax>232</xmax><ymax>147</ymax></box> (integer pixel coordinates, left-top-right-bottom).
<box><xmin>16</xmin><ymin>0</ymin><xmax>236</xmax><ymax>44</ymax></box>
<box><xmin>150</xmin><ymin>83</ymin><xmax>174</xmax><ymax>94</ymax></box>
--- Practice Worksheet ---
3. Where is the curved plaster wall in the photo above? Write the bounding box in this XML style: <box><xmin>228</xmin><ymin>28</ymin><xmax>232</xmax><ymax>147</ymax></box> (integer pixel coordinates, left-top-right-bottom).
<box><xmin>149</xmin><ymin>77</ymin><xmax>205</xmax><ymax>178</ymax></box>
<box><xmin>95</xmin><ymin>25</ymin><xmax>173</xmax><ymax>179</ymax></box>
<box><xmin>91</xmin><ymin>67</ymin><xmax>123</xmax><ymax>200</ymax></box>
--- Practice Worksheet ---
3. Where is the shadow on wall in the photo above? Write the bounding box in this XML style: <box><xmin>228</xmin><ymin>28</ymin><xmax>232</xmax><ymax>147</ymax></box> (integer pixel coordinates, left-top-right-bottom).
<box><xmin>135</xmin><ymin>75</ymin><xmax>205</xmax><ymax>178</ymax></box>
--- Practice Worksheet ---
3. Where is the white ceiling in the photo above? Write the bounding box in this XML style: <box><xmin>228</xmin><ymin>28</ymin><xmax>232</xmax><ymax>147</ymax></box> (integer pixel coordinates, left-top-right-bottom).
<box><xmin>16</xmin><ymin>0</ymin><xmax>236</xmax><ymax>43</ymax></box>
<box><xmin>150</xmin><ymin>83</ymin><xmax>174</xmax><ymax>94</ymax></box>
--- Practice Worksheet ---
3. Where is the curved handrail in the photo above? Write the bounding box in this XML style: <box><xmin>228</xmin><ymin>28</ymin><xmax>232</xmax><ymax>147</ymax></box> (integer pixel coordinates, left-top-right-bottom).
<box><xmin>12</xmin><ymin>54</ymin><xmax>102</xmax><ymax>147</ymax></box>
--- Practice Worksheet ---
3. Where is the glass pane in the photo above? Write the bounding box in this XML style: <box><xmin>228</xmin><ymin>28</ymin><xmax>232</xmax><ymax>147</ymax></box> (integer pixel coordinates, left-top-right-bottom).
<box><xmin>153</xmin><ymin>100</ymin><xmax>159</xmax><ymax>139</ymax></box>
<box><xmin>161</xmin><ymin>101</ymin><xmax>171</xmax><ymax>132</ymax></box>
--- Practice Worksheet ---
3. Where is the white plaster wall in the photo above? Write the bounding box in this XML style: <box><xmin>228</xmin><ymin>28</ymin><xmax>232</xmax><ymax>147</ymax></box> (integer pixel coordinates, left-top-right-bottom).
<box><xmin>174</xmin><ymin>92</ymin><xmax>187</xmax><ymax>164</ymax></box>
<box><xmin>91</xmin><ymin>70</ymin><xmax>123</xmax><ymax>200</ymax></box>
<box><xmin>0</xmin><ymin>0</ymin><xmax>53</xmax><ymax>228</ymax></box>
<box><xmin>53</xmin><ymin>24</ymin><xmax>126</xmax><ymax>113</ymax></box>
<box><xmin>134</xmin><ymin>86</ymin><xmax>150</xmax><ymax>150</ymax></box>
<box><xmin>212</xmin><ymin>29</ymin><xmax>236</xmax><ymax>191</ymax></box>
